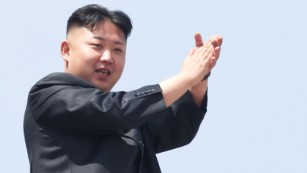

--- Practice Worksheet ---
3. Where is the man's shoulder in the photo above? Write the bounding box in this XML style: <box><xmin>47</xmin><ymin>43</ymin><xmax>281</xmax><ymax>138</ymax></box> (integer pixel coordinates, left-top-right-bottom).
<box><xmin>31</xmin><ymin>72</ymin><xmax>95</xmax><ymax>92</ymax></box>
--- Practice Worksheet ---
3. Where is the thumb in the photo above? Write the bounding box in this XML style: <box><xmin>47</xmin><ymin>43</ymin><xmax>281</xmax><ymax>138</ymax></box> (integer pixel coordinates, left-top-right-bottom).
<box><xmin>194</xmin><ymin>32</ymin><xmax>203</xmax><ymax>47</ymax></box>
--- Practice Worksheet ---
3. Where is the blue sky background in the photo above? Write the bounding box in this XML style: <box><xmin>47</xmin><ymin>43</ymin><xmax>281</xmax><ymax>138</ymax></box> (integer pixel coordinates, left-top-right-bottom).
<box><xmin>1</xmin><ymin>0</ymin><xmax>306</xmax><ymax>172</ymax></box>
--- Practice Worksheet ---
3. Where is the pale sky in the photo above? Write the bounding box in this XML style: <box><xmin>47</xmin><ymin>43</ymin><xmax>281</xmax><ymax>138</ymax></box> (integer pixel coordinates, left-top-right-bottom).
<box><xmin>1</xmin><ymin>0</ymin><xmax>307</xmax><ymax>172</ymax></box>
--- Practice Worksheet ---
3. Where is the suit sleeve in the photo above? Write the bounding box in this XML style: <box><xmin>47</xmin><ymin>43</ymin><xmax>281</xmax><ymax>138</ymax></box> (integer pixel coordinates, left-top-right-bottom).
<box><xmin>28</xmin><ymin>84</ymin><xmax>168</xmax><ymax>135</ymax></box>
<box><xmin>143</xmin><ymin>91</ymin><xmax>208</xmax><ymax>153</ymax></box>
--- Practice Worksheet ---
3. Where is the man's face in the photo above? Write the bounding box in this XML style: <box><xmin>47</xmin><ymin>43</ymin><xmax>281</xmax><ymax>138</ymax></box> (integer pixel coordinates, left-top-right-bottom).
<box><xmin>62</xmin><ymin>21</ymin><xmax>126</xmax><ymax>91</ymax></box>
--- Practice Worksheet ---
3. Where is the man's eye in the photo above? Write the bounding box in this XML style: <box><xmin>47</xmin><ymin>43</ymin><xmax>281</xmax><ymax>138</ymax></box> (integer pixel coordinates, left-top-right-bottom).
<box><xmin>91</xmin><ymin>44</ymin><xmax>102</xmax><ymax>49</ymax></box>
<box><xmin>114</xmin><ymin>48</ymin><xmax>123</xmax><ymax>53</ymax></box>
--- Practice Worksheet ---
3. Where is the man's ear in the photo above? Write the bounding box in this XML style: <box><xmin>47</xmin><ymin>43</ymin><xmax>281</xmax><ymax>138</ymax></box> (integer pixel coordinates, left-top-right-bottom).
<box><xmin>61</xmin><ymin>40</ymin><xmax>70</xmax><ymax>69</ymax></box>
<box><xmin>61</xmin><ymin>40</ymin><xmax>70</xmax><ymax>62</ymax></box>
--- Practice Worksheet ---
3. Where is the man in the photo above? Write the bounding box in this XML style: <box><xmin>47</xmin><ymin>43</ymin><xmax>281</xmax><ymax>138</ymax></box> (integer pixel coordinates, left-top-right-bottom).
<box><xmin>24</xmin><ymin>4</ymin><xmax>222</xmax><ymax>173</ymax></box>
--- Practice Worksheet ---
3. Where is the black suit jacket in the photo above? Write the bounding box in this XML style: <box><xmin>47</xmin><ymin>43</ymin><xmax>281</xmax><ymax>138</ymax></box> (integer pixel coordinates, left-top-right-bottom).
<box><xmin>24</xmin><ymin>72</ymin><xmax>207</xmax><ymax>173</ymax></box>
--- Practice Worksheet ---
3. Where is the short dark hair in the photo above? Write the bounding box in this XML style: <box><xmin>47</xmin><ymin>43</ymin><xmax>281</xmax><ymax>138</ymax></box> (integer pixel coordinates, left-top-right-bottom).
<box><xmin>67</xmin><ymin>4</ymin><xmax>133</xmax><ymax>39</ymax></box>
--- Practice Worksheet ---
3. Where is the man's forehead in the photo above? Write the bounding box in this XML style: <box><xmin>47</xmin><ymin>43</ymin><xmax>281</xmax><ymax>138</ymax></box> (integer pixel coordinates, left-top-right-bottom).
<box><xmin>67</xmin><ymin>26</ymin><xmax>126</xmax><ymax>45</ymax></box>
<box><xmin>91</xmin><ymin>36</ymin><xmax>126</xmax><ymax>45</ymax></box>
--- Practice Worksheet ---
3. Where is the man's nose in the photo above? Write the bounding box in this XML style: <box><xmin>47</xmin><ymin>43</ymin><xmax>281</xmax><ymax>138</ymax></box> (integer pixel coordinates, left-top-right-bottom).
<box><xmin>100</xmin><ymin>50</ymin><xmax>113</xmax><ymax>64</ymax></box>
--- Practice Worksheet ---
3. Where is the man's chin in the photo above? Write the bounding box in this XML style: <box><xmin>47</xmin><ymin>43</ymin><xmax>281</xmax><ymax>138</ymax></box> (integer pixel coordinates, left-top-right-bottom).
<box><xmin>94</xmin><ymin>82</ymin><xmax>112</xmax><ymax>92</ymax></box>
<box><xmin>92</xmin><ymin>77</ymin><xmax>117</xmax><ymax>92</ymax></box>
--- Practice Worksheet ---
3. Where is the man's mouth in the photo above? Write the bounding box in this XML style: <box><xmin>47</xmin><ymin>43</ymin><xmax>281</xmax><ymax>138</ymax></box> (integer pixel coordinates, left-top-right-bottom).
<box><xmin>96</xmin><ymin>68</ymin><xmax>111</xmax><ymax>76</ymax></box>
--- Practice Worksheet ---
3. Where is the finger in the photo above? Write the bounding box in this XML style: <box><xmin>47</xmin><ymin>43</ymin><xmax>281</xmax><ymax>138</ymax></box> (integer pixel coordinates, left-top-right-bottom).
<box><xmin>210</xmin><ymin>36</ymin><xmax>218</xmax><ymax>48</ymax></box>
<box><xmin>196</xmin><ymin>44</ymin><xmax>213</xmax><ymax>57</ymax></box>
<box><xmin>214</xmin><ymin>46</ymin><xmax>221</xmax><ymax>60</ymax></box>
<box><xmin>188</xmin><ymin>48</ymin><xmax>193</xmax><ymax>56</ymax></box>
<box><xmin>194</xmin><ymin>32</ymin><xmax>203</xmax><ymax>47</ymax></box>
<box><xmin>216</xmin><ymin>35</ymin><xmax>223</xmax><ymax>47</ymax></box>
<box><xmin>189</xmin><ymin>47</ymin><xmax>198</xmax><ymax>56</ymax></box>
<box><xmin>209</xmin><ymin>56</ymin><xmax>218</xmax><ymax>70</ymax></box>
<box><xmin>210</xmin><ymin>46</ymin><xmax>222</xmax><ymax>69</ymax></box>
<box><xmin>210</xmin><ymin>49</ymin><xmax>219</xmax><ymax>71</ymax></box>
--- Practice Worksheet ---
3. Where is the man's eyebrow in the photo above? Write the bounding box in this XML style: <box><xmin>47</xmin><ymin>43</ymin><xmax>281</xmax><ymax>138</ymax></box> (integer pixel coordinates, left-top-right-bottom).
<box><xmin>92</xmin><ymin>36</ymin><xmax>125</xmax><ymax>45</ymax></box>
